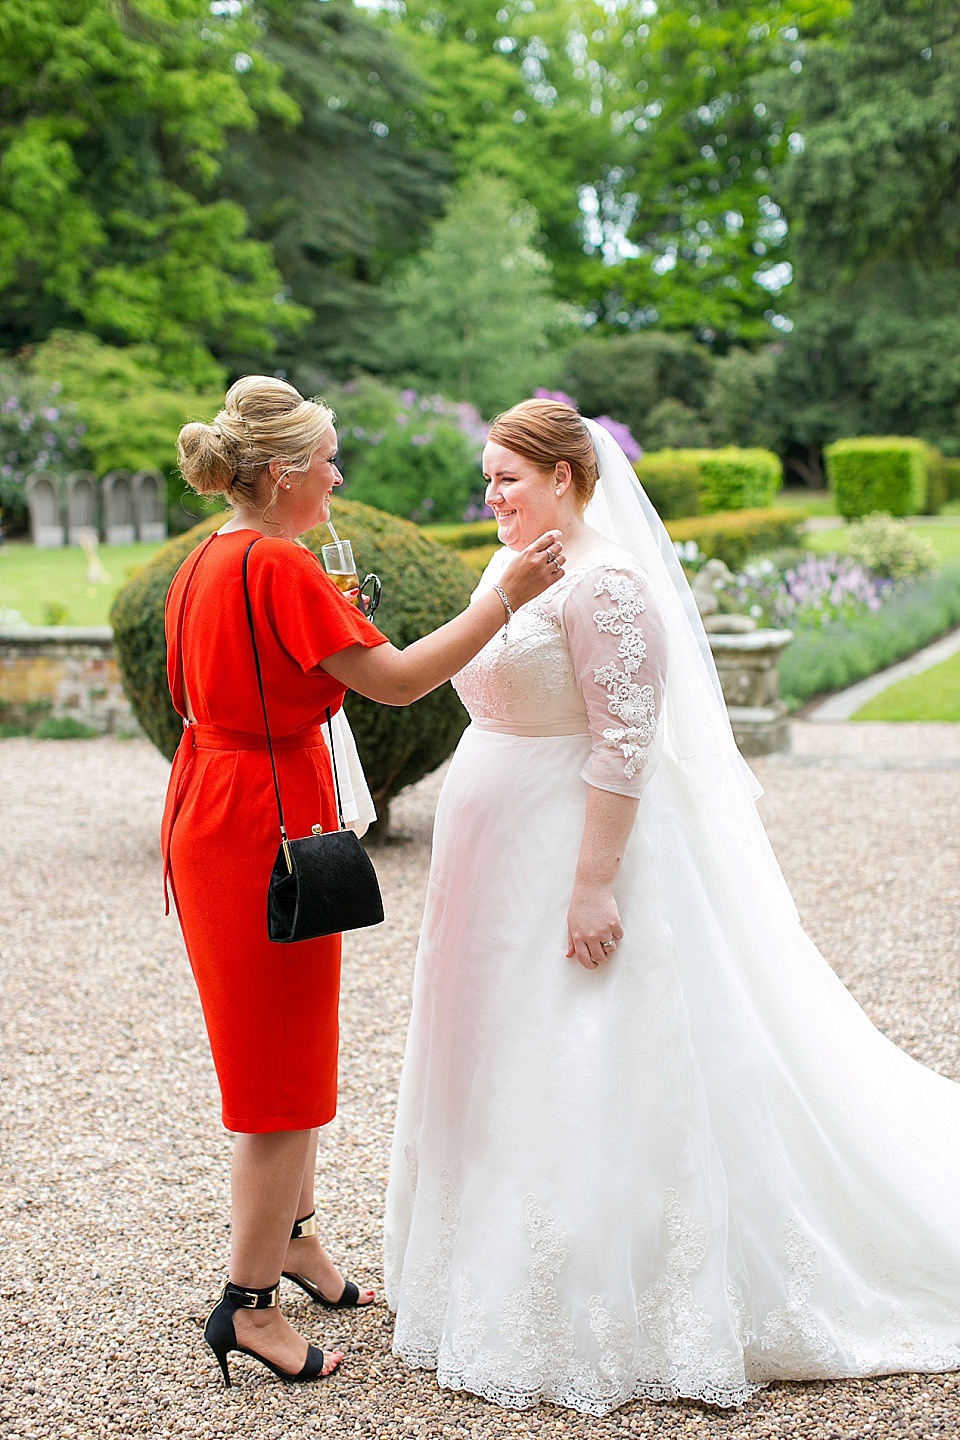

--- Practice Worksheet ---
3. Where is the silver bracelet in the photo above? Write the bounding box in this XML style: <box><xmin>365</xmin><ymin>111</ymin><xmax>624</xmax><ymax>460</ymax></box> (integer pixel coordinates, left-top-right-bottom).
<box><xmin>493</xmin><ymin>583</ymin><xmax>513</xmax><ymax>638</ymax></box>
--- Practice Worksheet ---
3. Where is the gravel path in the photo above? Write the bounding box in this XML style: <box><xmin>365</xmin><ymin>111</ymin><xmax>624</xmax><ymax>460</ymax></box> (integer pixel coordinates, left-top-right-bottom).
<box><xmin>2</xmin><ymin>725</ymin><xmax>959</xmax><ymax>1439</ymax></box>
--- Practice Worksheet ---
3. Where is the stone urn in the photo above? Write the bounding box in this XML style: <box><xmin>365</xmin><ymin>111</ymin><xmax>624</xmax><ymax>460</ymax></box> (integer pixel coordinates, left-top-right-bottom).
<box><xmin>707</xmin><ymin>629</ymin><xmax>795</xmax><ymax>757</ymax></box>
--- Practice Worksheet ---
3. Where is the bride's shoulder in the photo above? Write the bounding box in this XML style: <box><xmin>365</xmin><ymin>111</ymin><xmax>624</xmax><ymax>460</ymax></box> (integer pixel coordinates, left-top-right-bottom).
<box><xmin>558</xmin><ymin>534</ymin><xmax>649</xmax><ymax>592</ymax></box>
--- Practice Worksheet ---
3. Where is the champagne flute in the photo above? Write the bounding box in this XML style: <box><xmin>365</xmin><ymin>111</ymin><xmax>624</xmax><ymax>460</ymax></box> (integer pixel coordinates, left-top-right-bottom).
<box><xmin>320</xmin><ymin>539</ymin><xmax>360</xmax><ymax>599</ymax></box>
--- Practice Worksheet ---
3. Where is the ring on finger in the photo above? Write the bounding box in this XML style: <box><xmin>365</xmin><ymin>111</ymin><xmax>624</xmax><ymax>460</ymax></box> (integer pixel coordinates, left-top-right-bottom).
<box><xmin>600</xmin><ymin>939</ymin><xmax>615</xmax><ymax>951</ymax></box>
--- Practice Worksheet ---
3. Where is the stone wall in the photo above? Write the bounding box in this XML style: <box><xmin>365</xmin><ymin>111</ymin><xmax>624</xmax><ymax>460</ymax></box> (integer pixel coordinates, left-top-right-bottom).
<box><xmin>0</xmin><ymin>627</ymin><xmax>140</xmax><ymax>735</ymax></box>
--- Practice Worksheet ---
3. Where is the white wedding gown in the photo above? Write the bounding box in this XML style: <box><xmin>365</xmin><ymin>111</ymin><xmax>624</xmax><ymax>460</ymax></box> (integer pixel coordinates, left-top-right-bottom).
<box><xmin>384</xmin><ymin>540</ymin><xmax>960</xmax><ymax>1416</ymax></box>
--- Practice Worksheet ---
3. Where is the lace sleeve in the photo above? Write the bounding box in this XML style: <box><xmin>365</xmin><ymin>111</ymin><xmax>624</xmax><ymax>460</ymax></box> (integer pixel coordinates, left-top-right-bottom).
<box><xmin>561</xmin><ymin>564</ymin><xmax>666</xmax><ymax>798</ymax></box>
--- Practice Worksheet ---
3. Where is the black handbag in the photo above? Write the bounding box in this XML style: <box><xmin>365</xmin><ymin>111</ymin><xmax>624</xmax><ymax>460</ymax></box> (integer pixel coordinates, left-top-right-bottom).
<box><xmin>242</xmin><ymin>539</ymin><xmax>384</xmax><ymax>943</ymax></box>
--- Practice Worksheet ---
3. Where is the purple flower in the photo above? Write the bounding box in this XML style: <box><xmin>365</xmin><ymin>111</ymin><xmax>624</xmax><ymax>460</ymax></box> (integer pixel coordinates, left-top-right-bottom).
<box><xmin>593</xmin><ymin>415</ymin><xmax>643</xmax><ymax>462</ymax></box>
<box><xmin>400</xmin><ymin>388</ymin><xmax>417</xmax><ymax>406</ymax></box>
<box><xmin>535</xmin><ymin>388</ymin><xmax>578</xmax><ymax>409</ymax></box>
<box><xmin>411</xmin><ymin>433</ymin><xmax>432</xmax><ymax>446</ymax></box>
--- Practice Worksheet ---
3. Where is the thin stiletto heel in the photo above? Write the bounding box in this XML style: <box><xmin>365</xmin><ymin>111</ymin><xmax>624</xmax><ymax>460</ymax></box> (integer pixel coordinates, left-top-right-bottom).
<box><xmin>282</xmin><ymin>1211</ymin><xmax>373</xmax><ymax>1310</ymax></box>
<box><xmin>203</xmin><ymin>1280</ymin><xmax>341</xmax><ymax>1387</ymax></box>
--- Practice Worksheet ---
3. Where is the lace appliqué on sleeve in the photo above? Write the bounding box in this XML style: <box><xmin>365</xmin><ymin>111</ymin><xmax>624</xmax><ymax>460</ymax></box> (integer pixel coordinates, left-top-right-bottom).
<box><xmin>591</xmin><ymin>571</ymin><xmax>658</xmax><ymax>782</ymax></box>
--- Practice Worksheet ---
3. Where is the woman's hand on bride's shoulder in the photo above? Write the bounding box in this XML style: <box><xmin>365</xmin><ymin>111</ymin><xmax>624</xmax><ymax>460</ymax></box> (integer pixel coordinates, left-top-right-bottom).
<box><xmin>566</xmin><ymin>882</ymin><xmax>624</xmax><ymax>970</ymax></box>
<box><xmin>499</xmin><ymin>530</ymin><xmax>565</xmax><ymax>608</ymax></box>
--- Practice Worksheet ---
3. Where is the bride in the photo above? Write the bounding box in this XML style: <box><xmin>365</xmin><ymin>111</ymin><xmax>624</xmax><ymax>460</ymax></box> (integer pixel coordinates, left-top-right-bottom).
<box><xmin>383</xmin><ymin>398</ymin><xmax>960</xmax><ymax>1415</ymax></box>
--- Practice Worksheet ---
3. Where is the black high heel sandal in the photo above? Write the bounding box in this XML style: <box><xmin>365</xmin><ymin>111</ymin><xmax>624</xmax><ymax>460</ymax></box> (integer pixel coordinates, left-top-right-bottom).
<box><xmin>203</xmin><ymin>1280</ymin><xmax>342</xmax><ymax>1387</ymax></box>
<box><xmin>282</xmin><ymin>1211</ymin><xmax>370</xmax><ymax>1309</ymax></box>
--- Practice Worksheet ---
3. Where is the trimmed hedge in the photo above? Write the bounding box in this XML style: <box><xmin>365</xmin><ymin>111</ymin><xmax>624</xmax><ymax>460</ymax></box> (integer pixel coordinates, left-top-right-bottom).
<box><xmin>825</xmin><ymin>437</ymin><xmax>944</xmax><ymax>518</ymax></box>
<box><xmin>426</xmin><ymin>508</ymin><xmax>801</xmax><ymax>573</ymax></box>
<box><xmin>423</xmin><ymin>519</ymin><xmax>499</xmax><ymax>550</ymax></box>
<box><xmin>636</xmin><ymin>447</ymin><xmax>781</xmax><ymax>517</ymax></box>
<box><xmin>109</xmin><ymin>498</ymin><xmax>477</xmax><ymax>831</ymax></box>
<box><xmin>667</xmin><ymin>508</ymin><xmax>802</xmax><ymax>571</ymax></box>
<box><xmin>778</xmin><ymin>561</ymin><xmax>960</xmax><ymax>710</ymax></box>
<box><xmin>944</xmin><ymin>457</ymin><xmax>960</xmax><ymax>501</ymax></box>
<box><xmin>631</xmin><ymin>454</ymin><xmax>701</xmax><ymax>520</ymax></box>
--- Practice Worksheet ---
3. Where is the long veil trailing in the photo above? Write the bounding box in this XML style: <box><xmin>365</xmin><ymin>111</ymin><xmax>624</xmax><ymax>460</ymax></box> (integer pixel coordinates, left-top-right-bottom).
<box><xmin>582</xmin><ymin>417</ymin><xmax>796</xmax><ymax>916</ymax></box>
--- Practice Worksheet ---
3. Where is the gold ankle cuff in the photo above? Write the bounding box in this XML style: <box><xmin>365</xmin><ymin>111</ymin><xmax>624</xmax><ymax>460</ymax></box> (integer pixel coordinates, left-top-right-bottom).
<box><xmin>291</xmin><ymin>1211</ymin><xmax>318</xmax><ymax>1240</ymax></box>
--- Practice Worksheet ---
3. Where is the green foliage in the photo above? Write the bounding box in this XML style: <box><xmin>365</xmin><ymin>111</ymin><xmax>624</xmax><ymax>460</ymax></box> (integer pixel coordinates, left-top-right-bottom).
<box><xmin>383</xmin><ymin>174</ymin><xmax>571</xmax><ymax>416</ymax></box>
<box><xmin>944</xmin><ymin>458</ymin><xmax>960</xmax><ymax>501</ymax></box>
<box><xmin>637</xmin><ymin>448</ymin><xmax>781</xmax><ymax>516</ymax></box>
<box><xmin>423</xmin><ymin>520</ymin><xmax>499</xmax><ymax>551</ymax></box>
<box><xmin>382</xmin><ymin>0</ymin><xmax>611</xmax><ymax>307</ymax></box>
<box><xmin>27</xmin><ymin>332</ymin><xmax>221</xmax><ymax>521</ymax></box>
<box><xmin>109</xmin><ymin>500</ymin><xmax>476</xmax><ymax>827</ymax></box>
<box><xmin>0</xmin><ymin>0</ymin><xmax>305</xmax><ymax>383</ymax></box>
<box><xmin>320</xmin><ymin>377</ymin><xmax>488</xmax><ymax>524</ymax></box>
<box><xmin>632</xmin><ymin>455</ymin><xmax>701</xmax><ymax>521</ymax></box>
<box><xmin>344</xmin><ymin>423</ymin><xmax>478</xmax><ymax>524</ymax></box>
<box><xmin>0</xmin><ymin>359</ymin><xmax>87</xmax><ymax>528</ymax></box>
<box><xmin>588</xmin><ymin>0</ymin><xmax>848</xmax><ymax>342</ymax></box>
<box><xmin>561</xmin><ymin>332</ymin><xmax>713</xmax><ymax>445</ymax></box>
<box><xmin>825</xmin><ymin>437</ymin><xmax>932</xmax><ymax>519</ymax></box>
<box><xmin>666</xmin><ymin>508</ymin><xmax>801</xmax><ymax>571</ymax></box>
<box><xmin>705</xmin><ymin>348</ymin><xmax>781</xmax><ymax>450</ymax></box>
<box><xmin>224</xmin><ymin>0</ymin><xmax>449</xmax><ymax>381</ymax></box>
<box><xmin>844</xmin><ymin>513</ymin><xmax>938</xmax><ymax>581</ymax></box>
<box><xmin>778</xmin><ymin>562</ymin><xmax>960</xmax><ymax>709</ymax></box>
<box><xmin>642</xmin><ymin>399</ymin><xmax>712</xmax><ymax>452</ymax></box>
<box><xmin>695</xmin><ymin>449</ymin><xmax>782</xmax><ymax>514</ymax></box>
<box><xmin>767</xmin><ymin>0</ymin><xmax>960</xmax><ymax>462</ymax></box>
<box><xmin>33</xmin><ymin>715</ymin><xmax>98</xmax><ymax>739</ymax></box>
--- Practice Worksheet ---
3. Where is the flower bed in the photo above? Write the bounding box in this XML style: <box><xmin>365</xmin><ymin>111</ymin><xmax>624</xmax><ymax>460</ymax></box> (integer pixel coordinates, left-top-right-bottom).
<box><xmin>778</xmin><ymin>562</ymin><xmax>960</xmax><ymax>710</ymax></box>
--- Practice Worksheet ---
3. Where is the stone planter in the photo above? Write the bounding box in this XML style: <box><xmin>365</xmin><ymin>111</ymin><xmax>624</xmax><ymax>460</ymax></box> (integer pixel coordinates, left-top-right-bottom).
<box><xmin>707</xmin><ymin>628</ymin><xmax>795</xmax><ymax>756</ymax></box>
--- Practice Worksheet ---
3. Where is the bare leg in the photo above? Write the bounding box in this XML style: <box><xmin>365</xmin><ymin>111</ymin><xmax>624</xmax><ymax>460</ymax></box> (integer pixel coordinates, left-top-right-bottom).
<box><xmin>283</xmin><ymin>1126</ymin><xmax>375</xmax><ymax>1306</ymax></box>
<box><xmin>230</xmin><ymin>1129</ymin><xmax>342</xmax><ymax>1374</ymax></box>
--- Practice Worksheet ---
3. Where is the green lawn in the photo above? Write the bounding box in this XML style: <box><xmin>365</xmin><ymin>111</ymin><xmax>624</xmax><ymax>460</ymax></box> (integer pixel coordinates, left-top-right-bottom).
<box><xmin>0</xmin><ymin>541</ymin><xmax>165</xmax><ymax>626</ymax></box>
<box><xmin>852</xmin><ymin>645</ymin><xmax>960</xmax><ymax>721</ymax></box>
<box><xmin>774</xmin><ymin>488</ymin><xmax>838</xmax><ymax>517</ymax></box>
<box><xmin>807</xmin><ymin>520</ymin><xmax>960</xmax><ymax>564</ymax></box>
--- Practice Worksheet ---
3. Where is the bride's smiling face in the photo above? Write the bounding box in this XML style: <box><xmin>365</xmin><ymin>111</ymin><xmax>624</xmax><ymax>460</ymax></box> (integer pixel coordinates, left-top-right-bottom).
<box><xmin>483</xmin><ymin>441</ymin><xmax>564</xmax><ymax>551</ymax></box>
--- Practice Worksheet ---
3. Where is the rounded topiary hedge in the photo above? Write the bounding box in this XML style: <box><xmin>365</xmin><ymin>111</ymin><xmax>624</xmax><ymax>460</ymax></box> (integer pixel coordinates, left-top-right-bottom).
<box><xmin>109</xmin><ymin>498</ymin><xmax>477</xmax><ymax>831</ymax></box>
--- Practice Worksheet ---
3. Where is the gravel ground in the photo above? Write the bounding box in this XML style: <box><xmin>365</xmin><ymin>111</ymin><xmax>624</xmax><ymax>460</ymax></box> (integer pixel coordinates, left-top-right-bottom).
<box><xmin>2</xmin><ymin>723</ymin><xmax>959</xmax><ymax>1440</ymax></box>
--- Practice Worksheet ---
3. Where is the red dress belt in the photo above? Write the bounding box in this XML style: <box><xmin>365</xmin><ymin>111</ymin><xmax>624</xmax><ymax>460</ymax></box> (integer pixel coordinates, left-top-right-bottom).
<box><xmin>188</xmin><ymin>721</ymin><xmax>329</xmax><ymax>751</ymax></box>
<box><xmin>162</xmin><ymin>721</ymin><xmax>330</xmax><ymax>912</ymax></box>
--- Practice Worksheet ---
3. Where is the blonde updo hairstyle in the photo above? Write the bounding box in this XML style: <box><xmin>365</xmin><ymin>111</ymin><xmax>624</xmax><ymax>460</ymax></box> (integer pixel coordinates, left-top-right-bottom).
<box><xmin>177</xmin><ymin>376</ymin><xmax>336</xmax><ymax>513</ymax></box>
<box><xmin>486</xmin><ymin>398</ymin><xmax>599</xmax><ymax>510</ymax></box>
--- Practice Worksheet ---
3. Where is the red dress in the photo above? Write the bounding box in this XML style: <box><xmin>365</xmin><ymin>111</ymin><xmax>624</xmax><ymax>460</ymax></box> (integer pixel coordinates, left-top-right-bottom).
<box><xmin>161</xmin><ymin>530</ymin><xmax>387</xmax><ymax>1134</ymax></box>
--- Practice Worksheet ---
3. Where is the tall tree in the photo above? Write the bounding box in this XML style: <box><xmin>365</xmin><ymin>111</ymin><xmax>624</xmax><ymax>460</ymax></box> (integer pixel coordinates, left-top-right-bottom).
<box><xmin>768</xmin><ymin>0</ymin><xmax>960</xmax><ymax>474</ymax></box>
<box><xmin>383</xmin><ymin>174</ymin><xmax>569</xmax><ymax>416</ymax></box>
<box><xmin>224</xmin><ymin>0</ymin><xmax>450</xmax><ymax>380</ymax></box>
<box><xmin>580</xmin><ymin>0</ymin><xmax>847</xmax><ymax>345</ymax></box>
<box><xmin>381</xmin><ymin>0</ymin><xmax>613</xmax><ymax>305</ymax></box>
<box><xmin>0</xmin><ymin>0</ymin><xmax>305</xmax><ymax>385</ymax></box>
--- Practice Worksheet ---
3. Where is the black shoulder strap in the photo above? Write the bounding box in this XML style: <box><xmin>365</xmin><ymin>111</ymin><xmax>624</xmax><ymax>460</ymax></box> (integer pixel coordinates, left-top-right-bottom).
<box><xmin>241</xmin><ymin>540</ymin><xmax>345</xmax><ymax>869</ymax></box>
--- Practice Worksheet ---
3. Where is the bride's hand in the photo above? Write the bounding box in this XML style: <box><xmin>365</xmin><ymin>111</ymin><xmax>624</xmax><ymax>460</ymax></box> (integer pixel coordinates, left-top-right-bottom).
<box><xmin>566</xmin><ymin>883</ymin><xmax>624</xmax><ymax>970</ymax></box>
<box><xmin>499</xmin><ymin>531</ymin><xmax>565</xmax><ymax>609</ymax></box>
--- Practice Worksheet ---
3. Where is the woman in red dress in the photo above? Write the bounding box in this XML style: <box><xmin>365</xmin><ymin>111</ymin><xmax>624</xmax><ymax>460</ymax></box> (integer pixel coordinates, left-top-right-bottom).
<box><xmin>161</xmin><ymin>376</ymin><xmax>564</xmax><ymax>1388</ymax></box>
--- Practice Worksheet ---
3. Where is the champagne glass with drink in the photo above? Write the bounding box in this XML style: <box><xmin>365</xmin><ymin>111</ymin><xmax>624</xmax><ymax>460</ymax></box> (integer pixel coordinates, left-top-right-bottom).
<box><xmin>320</xmin><ymin>538</ymin><xmax>360</xmax><ymax>601</ymax></box>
